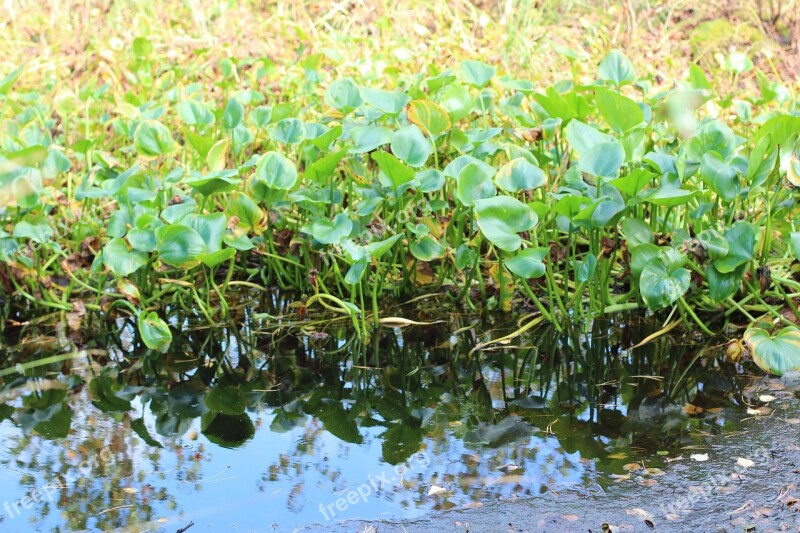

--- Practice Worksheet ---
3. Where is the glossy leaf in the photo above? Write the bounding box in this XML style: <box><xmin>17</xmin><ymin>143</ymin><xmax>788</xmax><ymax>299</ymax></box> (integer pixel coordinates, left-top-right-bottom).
<box><xmin>391</xmin><ymin>125</ymin><xmax>432</xmax><ymax>167</ymax></box>
<box><xmin>474</xmin><ymin>195</ymin><xmax>538</xmax><ymax>252</ymax></box>
<box><xmin>138</xmin><ymin>311</ymin><xmax>172</xmax><ymax>352</ymax></box>
<box><xmin>456</xmin><ymin>162</ymin><xmax>496</xmax><ymax>206</ymax></box>
<box><xmin>156</xmin><ymin>224</ymin><xmax>208</xmax><ymax>269</ymax></box>
<box><xmin>744</xmin><ymin>326</ymin><xmax>800</xmax><ymax>376</ymax></box>
<box><xmin>506</xmin><ymin>247</ymin><xmax>548</xmax><ymax>278</ymax></box>
<box><xmin>494</xmin><ymin>158</ymin><xmax>546</xmax><ymax>193</ymax></box>
<box><xmin>639</xmin><ymin>260</ymin><xmax>690</xmax><ymax>310</ymax></box>
<box><xmin>407</xmin><ymin>100</ymin><xmax>451</xmax><ymax>137</ymax></box>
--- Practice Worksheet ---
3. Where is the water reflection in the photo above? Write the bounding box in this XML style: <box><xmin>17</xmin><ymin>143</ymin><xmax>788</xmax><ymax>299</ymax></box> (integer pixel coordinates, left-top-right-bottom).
<box><xmin>0</xmin><ymin>298</ymin><xmax>754</xmax><ymax>531</ymax></box>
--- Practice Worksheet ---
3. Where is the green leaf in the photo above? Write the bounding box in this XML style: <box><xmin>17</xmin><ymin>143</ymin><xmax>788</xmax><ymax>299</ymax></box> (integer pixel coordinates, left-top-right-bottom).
<box><xmin>595</xmin><ymin>87</ymin><xmax>644</xmax><ymax>133</ymax></box>
<box><xmin>103</xmin><ymin>238</ymin><xmax>148</xmax><ymax>277</ymax></box>
<box><xmin>391</xmin><ymin>125</ymin><xmax>432</xmax><ymax>167</ymax></box>
<box><xmin>790</xmin><ymin>232</ymin><xmax>800</xmax><ymax>260</ymax></box>
<box><xmin>138</xmin><ymin>311</ymin><xmax>172</xmax><ymax>352</ymax></box>
<box><xmin>156</xmin><ymin>224</ymin><xmax>208</xmax><ymax>268</ymax></box>
<box><xmin>305</xmin><ymin>213</ymin><xmax>352</xmax><ymax>245</ymax></box>
<box><xmin>460</xmin><ymin>60</ymin><xmax>495</xmax><ymax>88</ymax></box>
<box><xmin>706</xmin><ymin>263</ymin><xmax>744</xmax><ymax>302</ymax></box>
<box><xmin>255</xmin><ymin>151</ymin><xmax>297</xmax><ymax>190</ymax></box>
<box><xmin>325</xmin><ymin>78</ymin><xmax>363</xmax><ymax>111</ymax></box>
<box><xmin>639</xmin><ymin>260</ymin><xmax>690</xmax><ymax>310</ymax></box>
<box><xmin>744</xmin><ymin>326</ymin><xmax>800</xmax><ymax>376</ymax></box>
<box><xmin>610</xmin><ymin>168</ymin><xmax>652</xmax><ymax>196</ymax></box>
<box><xmin>176</xmin><ymin>99</ymin><xmax>215</xmax><ymax>126</ymax></box>
<box><xmin>271</xmin><ymin>118</ymin><xmax>305</xmax><ymax>144</ymax></box>
<box><xmin>206</xmin><ymin>139</ymin><xmax>229</xmax><ymax>171</ymax></box>
<box><xmin>645</xmin><ymin>176</ymin><xmax>700</xmax><ymax>206</ymax></box>
<box><xmin>630</xmin><ymin>243</ymin><xmax>660</xmax><ymax>277</ymax></box>
<box><xmin>317</xmin><ymin>404</ymin><xmax>362</xmax><ymax>444</ymax></box>
<box><xmin>200</xmin><ymin>248</ymin><xmax>236</xmax><ymax>268</ymax></box>
<box><xmin>686</xmin><ymin>120</ymin><xmax>736</xmax><ymax>162</ymax></box>
<box><xmin>456</xmin><ymin>162</ymin><xmax>496</xmax><ymax>206</ymax></box>
<box><xmin>344</xmin><ymin>256</ymin><xmax>369</xmax><ymax>285</ymax></box>
<box><xmin>698</xmin><ymin>151</ymin><xmax>740</xmax><ymax>202</ymax></box>
<box><xmin>746</xmin><ymin>135</ymin><xmax>777</xmax><ymax>189</ymax></box>
<box><xmin>409</xmin><ymin>235</ymin><xmax>445</xmax><ymax>261</ymax></box>
<box><xmin>565</xmin><ymin>120</ymin><xmax>616</xmax><ymax>156</ymax></box>
<box><xmin>134</xmin><ymin>120</ymin><xmax>175</xmax><ymax>157</ymax></box>
<box><xmin>186</xmin><ymin>169</ymin><xmax>240</xmax><ymax>196</ymax></box>
<box><xmin>366</xmin><ymin>233</ymin><xmax>404</xmax><ymax>259</ymax></box>
<box><xmin>577</xmin><ymin>141</ymin><xmax>625</xmax><ymax>179</ymax></box>
<box><xmin>360</xmin><ymin>87</ymin><xmax>409</xmax><ymax>115</ymax></box>
<box><xmin>494</xmin><ymin>158</ymin><xmax>546</xmax><ymax>193</ymax></box>
<box><xmin>440</xmin><ymin>83</ymin><xmax>474</xmax><ymax>121</ymax></box>
<box><xmin>350</xmin><ymin>126</ymin><xmax>393</xmax><ymax>153</ymax></box>
<box><xmin>506</xmin><ymin>247</ymin><xmax>548</xmax><ymax>278</ymax></box>
<box><xmin>474</xmin><ymin>195</ymin><xmax>538</xmax><ymax>252</ymax></box>
<box><xmin>714</xmin><ymin>222</ymin><xmax>756</xmax><ymax>273</ymax></box>
<box><xmin>222</xmin><ymin>97</ymin><xmax>244</xmax><ymax>129</ymax></box>
<box><xmin>697</xmin><ymin>229</ymin><xmax>729</xmax><ymax>260</ymax></box>
<box><xmin>373</xmin><ymin>151</ymin><xmax>415</xmax><ymax>190</ymax></box>
<box><xmin>620</xmin><ymin>218</ymin><xmax>653</xmax><ymax>248</ymax></box>
<box><xmin>407</xmin><ymin>100</ymin><xmax>451</xmax><ymax>137</ymax></box>
<box><xmin>12</xmin><ymin>213</ymin><xmax>54</xmax><ymax>243</ymax></box>
<box><xmin>0</xmin><ymin>64</ymin><xmax>24</xmax><ymax>95</ymax></box>
<box><xmin>576</xmin><ymin>253</ymin><xmax>597</xmax><ymax>283</ymax></box>
<box><xmin>598</xmin><ymin>50</ymin><xmax>636</xmax><ymax>87</ymax></box>
<box><xmin>182</xmin><ymin>212</ymin><xmax>227</xmax><ymax>254</ymax></box>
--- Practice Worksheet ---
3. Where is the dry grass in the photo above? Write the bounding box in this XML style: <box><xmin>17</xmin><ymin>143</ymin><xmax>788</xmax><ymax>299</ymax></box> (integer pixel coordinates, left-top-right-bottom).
<box><xmin>0</xmin><ymin>0</ymin><xmax>797</xmax><ymax>94</ymax></box>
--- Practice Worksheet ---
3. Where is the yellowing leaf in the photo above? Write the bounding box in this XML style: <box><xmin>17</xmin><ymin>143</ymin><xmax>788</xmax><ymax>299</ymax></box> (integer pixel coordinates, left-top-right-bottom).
<box><xmin>407</xmin><ymin>100</ymin><xmax>451</xmax><ymax>137</ymax></box>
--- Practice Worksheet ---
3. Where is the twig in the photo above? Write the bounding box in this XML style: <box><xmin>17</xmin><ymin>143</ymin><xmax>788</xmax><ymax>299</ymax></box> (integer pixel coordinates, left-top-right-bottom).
<box><xmin>176</xmin><ymin>522</ymin><xmax>195</xmax><ymax>533</ymax></box>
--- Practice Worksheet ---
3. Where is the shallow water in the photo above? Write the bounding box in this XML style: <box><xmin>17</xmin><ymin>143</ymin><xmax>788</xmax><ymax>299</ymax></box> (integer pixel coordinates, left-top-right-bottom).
<box><xmin>0</xmin><ymin>300</ymin><xmax>764</xmax><ymax>532</ymax></box>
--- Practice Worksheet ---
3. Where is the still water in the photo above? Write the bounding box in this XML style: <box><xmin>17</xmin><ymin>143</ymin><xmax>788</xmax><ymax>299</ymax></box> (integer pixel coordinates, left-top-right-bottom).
<box><xmin>0</xmin><ymin>297</ymin><xmax>756</xmax><ymax>531</ymax></box>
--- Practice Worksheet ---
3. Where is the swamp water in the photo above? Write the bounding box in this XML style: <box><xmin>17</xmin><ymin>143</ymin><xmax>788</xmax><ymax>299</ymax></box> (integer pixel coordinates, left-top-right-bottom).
<box><xmin>0</xmin><ymin>296</ymin><xmax>775</xmax><ymax>531</ymax></box>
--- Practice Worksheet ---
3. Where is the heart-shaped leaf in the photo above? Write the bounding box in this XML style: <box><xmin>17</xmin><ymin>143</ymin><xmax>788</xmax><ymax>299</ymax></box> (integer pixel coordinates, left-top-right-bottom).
<box><xmin>714</xmin><ymin>221</ymin><xmax>756</xmax><ymax>273</ymax></box>
<box><xmin>254</xmin><ymin>151</ymin><xmax>297</xmax><ymax>190</ymax></box>
<box><xmin>744</xmin><ymin>326</ymin><xmax>800</xmax><ymax>376</ymax></box>
<box><xmin>456</xmin><ymin>162</ymin><xmax>496</xmax><ymax>206</ymax></box>
<box><xmin>699</xmin><ymin>151</ymin><xmax>740</xmax><ymax>202</ymax></box>
<box><xmin>138</xmin><ymin>311</ymin><xmax>172</xmax><ymax>352</ymax></box>
<box><xmin>639</xmin><ymin>260</ymin><xmax>690</xmax><ymax>310</ymax></box>
<box><xmin>494</xmin><ymin>158</ymin><xmax>546</xmax><ymax>193</ymax></box>
<box><xmin>103</xmin><ymin>238</ymin><xmax>148</xmax><ymax>277</ymax></box>
<box><xmin>597</xmin><ymin>50</ymin><xmax>636</xmax><ymax>87</ymax></box>
<box><xmin>373</xmin><ymin>151</ymin><xmax>415</xmax><ymax>190</ymax></box>
<box><xmin>460</xmin><ymin>60</ymin><xmax>495</xmax><ymax>88</ymax></box>
<box><xmin>325</xmin><ymin>78</ymin><xmax>363</xmax><ymax>111</ymax></box>
<box><xmin>474</xmin><ymin>195</ymin><xmax>538</xmax><ymax>252</ymax></box>
<box><xmin>595</xmin><ymin>87</ymin><xmax>644</xmax><ymax>133</ymax></box>
<box><xmin>305</xmin><ymin>213</ymin><xmax>352</xmax><ymax>245</ymax></box>
<box><xmin>391</xmin><ymin>125</ymin><xmax>432</xmax><ymax>167</ymax></box>
<box><xmin>407</xmin><ymin>100</ymin><xmax>451</xmax><ymax>137</ymax></box>
<box><xmin>577</xmin><ymin>141</ymin><xmax>625</xmax><ymax>179</ymax></box>
<box><xmin>133</xmin><ymin>120</ymin><xmax>175</xmax><ymax>157</ymax></box>
<box><xmin>156</xmin><ymin>224</ymin><xmax>208</xmax><ymax>269</ymax></box>
<box><xmin>506</xmin><ymin>247</ymin><xmax>548</xmax><ymax>278</ymax></box>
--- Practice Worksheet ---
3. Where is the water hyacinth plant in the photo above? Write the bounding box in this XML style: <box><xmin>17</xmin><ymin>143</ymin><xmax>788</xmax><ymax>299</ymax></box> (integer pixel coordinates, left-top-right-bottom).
<box><xmin>1</xmin><ymin>44</ymin><xmax>799</xmax><ymax>371</ymax></box>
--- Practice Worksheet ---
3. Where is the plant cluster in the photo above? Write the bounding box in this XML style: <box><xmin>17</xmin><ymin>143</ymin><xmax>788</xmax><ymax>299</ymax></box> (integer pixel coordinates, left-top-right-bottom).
<box><xmin>1</xmin><ymin>44</ymin><xmax>799</xmax><ymax>370</ymax></box>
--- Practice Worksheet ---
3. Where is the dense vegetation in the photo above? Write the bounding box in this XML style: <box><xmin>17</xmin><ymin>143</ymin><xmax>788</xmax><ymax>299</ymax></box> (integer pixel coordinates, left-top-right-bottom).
<box><xmin>1</xmin><ymin>36</ymin><xmax>799</xmax><ymax>372</ymax></box>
